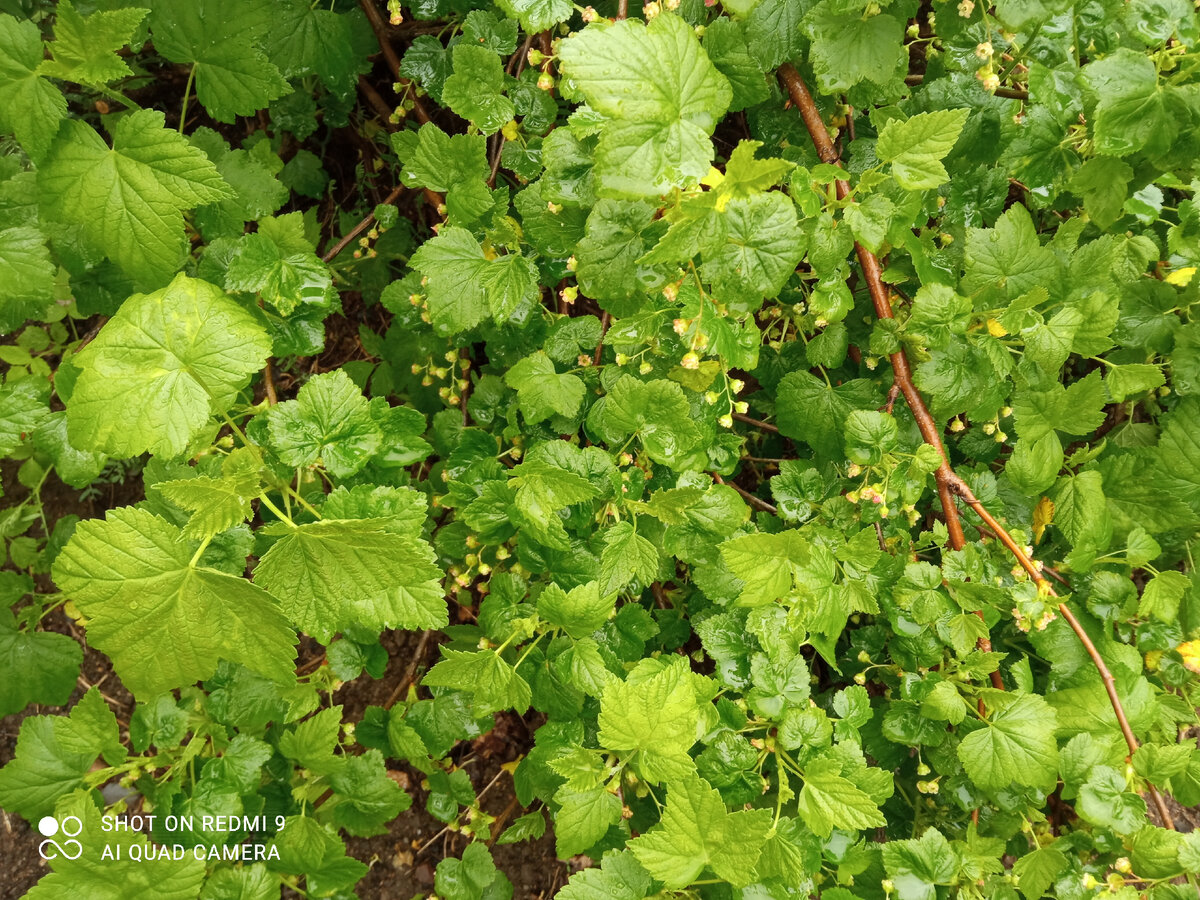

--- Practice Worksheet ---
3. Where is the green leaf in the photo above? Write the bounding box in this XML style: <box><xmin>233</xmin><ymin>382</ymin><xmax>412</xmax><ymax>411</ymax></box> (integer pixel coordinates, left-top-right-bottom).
<box><xmin>321</xmin><ymin>749</ymin><xmax>411</xmax><ymax>837</ymax></box>
<box><xmin>410</xmin><ymin>226</ymin><xmax>538</xmax><ymax>332</ymax></box>
<box><xmin>266</xmin><ymin>370</ymin><xmax>382</xmax><ymax>478</ymax></box>
<box><xmin>557</xmin><ymin>14</ymin><xmax>732</xmax><ymax>196</ymax></box>
<box><xmin>796</xmin><ymin>757</ymin><xmax>887</xmax><ymax>837</ymax></box>
<box><xmin>423</xmin><ymin>648</ymin><xmax>532</xmax><ymax>715</ymax></box>
<box><xmin>52</xmin><ymin>507</ymin><xmax>295</xmax><ymax>697</ymax></box>
<box><xmin>803</xmin><ymin>2</ymin><xmax>906</xmax><ymax>94</ymax></box>
<box><xmin>720</xmin><ymin>530</ymin><xmax>809</xmax><ymax>606</ymax></box>
<box><xmin>598</xmin><ymin>660</ymin><xmax>700</xmax><ymax>782</ymax></box>
<box><xmin>0</xmin><ymin>608</ymin><xmax>82</xmax><ymax>717</ymax></box>
<box><xmin>0</xmin><ymin>13</ymin><xmax>67</xmax><ymax>161</ymax></box>
<box><xmin>38</xmin><ymin>109</ymin><xmax>232</xmax><ymax>285</ymax></box>
<box><xmin>600</xmin><ymin>376</ymin><xmax>700</xmax><ymax>467</ymax></box>
<box><xmin>599</xmin><ymin>521</ymin><xmax>660</xmax><ymax>594</ymax></box>
<box><xmin>957</xmin><ymin>694</ymin><xmax>1059</xmax><ymax>794</ymax></box>
<box><xmin>881</xmin><ymin>828</ymin><xmax>959</xmax><ymax>900</ymax></box>
<box><xmin>67</xmin><ymin>273</ymin><xmax>270</xmax><ymax>458</ymax></box>
<box><xmin>442</xmin><ymin>44</ymin><xmax>515</xmax><ymax>135</ymax></box>
<box><xmin>0</xmin><ymin>225</ymin><xmax>55</xmax><ymax>329</ymax></box>
<box><xmin>558</xmin><ymin>850</ymin><xmax>651</xmax><ymax>900</ymax></box>
<box><xmin>1139</xmin><ymin>570</ymin><xmax>1190</xmax><ymax>622</ymax></box>
<box><xmin>629</xmin><ymin>771</ymin><xmax>772</xmax><ymax>888</ymax></box>
<box><xmin>1085</xmin><ymin>49</ymin><xmax>1186</xmax><ymax>157</ymax></box>
<box><xmin>157</xmin><ymin>454</ymin><xmax>260</xmax><ymax>541</ymax></box>
<box><xmin>495</xmin><ymin>0</ymin><xmax>572</xmax><ymax>32</ymax></box>
<box><xmin>554</xmin><ymin>785</ymin><xmax>622</xmax><ymax>856</ymax></box>
<box><xmin>262</xmin><ymin>0</ymin><xmax>371</xmax><ymax>97</ymax></box>
<box><xmin>393</xmin><ymin>123</ymin><xmax>492</xmax><ymax>226</ymax></box>
<box><xmin>39</xmin><ymin>0</ymin><xmax>147</xmax><ymax>86</ymax></box>
<box><xmin>254</xmin><ymin>519</ymin><xmax>446</xmax><ymax>643</ymax></box>
<box><xmin>1013</xmin><ymin>847</ymin><xmax>1067</xmax><ymax>900</ymax></box>
<box><xmin>538</xmin><ymin>581</ymin><xmax>615</xmax><ymax>639</ymax></box>
<box><xmin>0</xmin><ymin>376</ymin><xmax>48</xmax><ymax>457</ymax></box>
<box><xmin>876</xmin><ymin>109</ymin><xmax>969</xmax><ymax>191</ymax></box>
<box><xmin>699</xmin><ymin>192</ymin><xmax>803</xmax><ymax>306</ymax></box>
<box><xmin>150</xmin><ymin>0</ymin><xmax>290</xmax><ymax>123</ymax></box>
<box><xmin>1069</xmin><ymin>157</ymin><xmax>1134</xmax><ymax>229</ymax></box>
<box><xmin>1077</xmin><ymin>765</ymin><xmax>1147</xmax><ymax>833</ymax></box>
<box><xmin>225</xmin><ymin>217</ymin><xmax>332</xmax><ymax>316</ymax></box>
<box><xmin>962</xmin><ymin>204</ymin><xmax>1060</xmax><ymax>303</ymax></box>
<box><xmin>777</xmin><ymin>371</ymin><xmax>878</xmax><ymax>458</ymax></box>
<box><xmin>504</xmin><ymin>351</ymin><xmax>586</xmax><ymax>423</ymax></box>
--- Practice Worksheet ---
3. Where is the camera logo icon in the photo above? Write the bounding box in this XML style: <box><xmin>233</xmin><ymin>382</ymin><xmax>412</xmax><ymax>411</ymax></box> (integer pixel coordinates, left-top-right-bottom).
<box><xmin>37</xmin><ymin>816</ymin><xmax>83</xmax><ymax>861</ymax></box>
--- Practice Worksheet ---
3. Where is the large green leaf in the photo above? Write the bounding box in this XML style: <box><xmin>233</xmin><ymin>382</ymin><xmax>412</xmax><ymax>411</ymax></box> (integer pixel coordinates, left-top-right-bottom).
<box><xmin>254</xmin><ymin>519</ymin><xmax>446</xmax><ymax>642</ymax></box>
<box><xmin>52</xmin><ymin>507</ymin><xmax>296</xmax><ymax>697</ymax></box>
<box><xmin>557</xmin><ymin>13</ymin><xmax>731</xmax><ymax>196</ymax></box>
<box><xmin>38</xmin><ymin>110</ymin><xmax>231</xmax><ymax>285</ymax></box>
<box><xmin>66</xmin><ymin>273</ymin><xmax>270</xmax><ymax>458</ymax></box>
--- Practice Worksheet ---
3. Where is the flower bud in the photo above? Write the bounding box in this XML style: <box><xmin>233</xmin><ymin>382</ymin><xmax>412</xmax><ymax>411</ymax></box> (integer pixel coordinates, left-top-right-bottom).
<box><xmin>537</xmin><ymin>73</ymin><xmax>555</xmax><ymax>91</ymax></box>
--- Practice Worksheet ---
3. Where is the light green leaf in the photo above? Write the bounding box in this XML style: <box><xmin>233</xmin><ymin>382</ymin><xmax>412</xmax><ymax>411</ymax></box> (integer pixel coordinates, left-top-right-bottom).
<box><xmin>38</xmin><ymin>109</ymin><xmax>232</xmax><ymax>285</ymax></box>
<box><xmin>804</xmin><ymin>2</ymin><xmax>906</xmax><ymax>93</ymax></box>
<box><xmin>876</xmin><ymin>109</ymin><xmax>969</xmax><ymax>190</ymax></box>
<box><xmin>554</xmin><ymin>786</ymin><xmax>622</xmax><ymax>857</ymax></box>
<box><xmin>699</xmin><ymin>192</ymin><xmax>803</xmax><ymax>305</ymax></box>
<box><xmin>629</xmin><ymin>771</ymin><xmax>772</xmax><ymax>888</ymax></box>
<box><xmin>225</xmin><ymin>220</ymin><xmax>332</xmax><ymax>316</ymax></box>
<box><xmin>393</xmin><ymin>123</ymin><xmax>492</xmax><ymax>225</ymax></box>
<box><xmin>254</xmin><ymin>519</ymin><xmax>446</xmax><ymax>643</ymax></box>
<box><xmin>495</xmin><ymin>0</ymin><xmax>572</xmax><ymax>32</ymax></box>
<box><xmin>958</xmin><ymin>694</ymin><xmax>1059</xmax><ymax>793</ymax></box>
<box><xmin>599</xmin><ymin>521</ymin><xmax>660</xmax><ymax>594</ymax></box>
<box><xmin>410</xmin><ymin>226</ymin><xmax>538</xmax><ymax>332</ymax></box>
<box><xmin>600</xmin><ymin>376</ymin><xmax>700</xmax><ymax>467</ymax></box>
<box><xmin>0</xmin><ymin>14</ymin><xmax>67</xmax><ymax>161</ymax></box>
<box><xmin>538</xmin><ymin>581</ymin><xmax>614</xmax><ymax>639</ymax></box>
<box><xmin>67</xmin><ymin>273</ymin><xmax>270</xmax><ymax>458</ymax></box>
<box><xmin>0</xmin><ymin>377</ymin><xmax>49</xmax><ymax>457</ymax></box>
<box><xmin>0</xmin><ymin>226</ymin><xmax>55</xmax><ymax>328</ymax></box>
<box><xmin>52</xmin><ymin>507</ymin><xmax>296</xmax><ymax>697</ymax></box>
<box><xmin>266</xmin><ymin>370</ymin><xmax>381</xmax><ymax>477</ymax></box>
<box><xmin>150</xmin><ymin>0</ymin><xmax>290</xmax><ymax>123</ymax></box>
<box><xmin>796</xmin><ymin>758</ymin><xmax>886</xmax><ymax>837</ymax></box>
<box><xmin>557</xmin><ymin>14</ymin><xmax>732</xmax><ymax>196</ymax></box>
<box><xmin>442</xmin><ymin>44</ymin><xmax>514</xmax><ymax>135</ymax></box>
<box><xmin>558</xmin><ymin>851</ymin><xmax>651</xmax><ymax>900</ymax></box>
<box><xmin>1138</xmin><ymin>570</ymin><xmax>1190</xmax><ymax>622</ymax></box>
<box><xmin>39</xmin><ymin>0</ymin><xmax>147</xmax><ymax>86</ymax></box>
<box><xmin>1085</xmin><ymin>49</ymin><xmax>1185</xmax><ymax>158</ymax></box>
<box><xmin>0</xmin><ymin>608</ymin><xmax>82</xmax><ymax>718</ymax></box>
<box><xmin>504</xmin><ymin>351</ymin><xmax>586</xmax><ymax>423</ymax></box>
<box><xmin>598</xmin><ymin>661</ymin><xmax>700</xmax><ymax>782</ymax></box>
<box><xmin>720</xmin><ymin>530</ymin><xmax>809</xmax><ymax>606</ymax></box>
<box><xmin>422</xmin><ymin>648</ymin><xmax>531</xmax><ymax>715</ymax></box>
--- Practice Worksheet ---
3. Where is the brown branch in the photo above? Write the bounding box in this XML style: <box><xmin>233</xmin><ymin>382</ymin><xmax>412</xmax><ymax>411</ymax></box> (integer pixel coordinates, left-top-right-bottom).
<box><xmin>384</xmin><ymin>629</ymin><xmax>435</xmax><ymax>709</ymax></box>
<box><xmin>949</xmin><ymin>476</ymin><xmax>1176</xmax><ymax>828</ymax></box>
<box><xmin>711</xmin><ymin>471</ymin><xmax>778</xmax><ymax>515</ymax></box>
<box><xmin>593</xmin><ymin>310</ymin><xmax>611</xmax><ymax>366</ymax></box>
<box><xmin>358</xmin><ymin>76</ymin><xmax>398</xmax><ymax>131</ymax></box>
<box><xmin>358</xmin><ymin>0</ymin><xmax>431</xmax><ymax>124</ymax></box>
<box><xmin>617</xmin><ymin>0</ymin><xmax>629</xmax><ymax>19</ymax></box>
<box><xmin>262</xmin><ymin>359</ymin><xmax>278</xmax><ymax>405</ymax></box>
<box><xmin>732</xmin><ymin>411</ymin><xmax>779</xmax><ymax>433</ymax></box>
<box><xmin>321</xmin><ymin>184</ymin><xmax>404</xmax><ymax>262</ymax></box>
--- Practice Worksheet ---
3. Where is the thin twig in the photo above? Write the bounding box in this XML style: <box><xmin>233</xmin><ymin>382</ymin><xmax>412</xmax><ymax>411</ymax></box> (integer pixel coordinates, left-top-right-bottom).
<box><xmin>385</xmin><ymin>629</ymin><xmax>434</xmax><ymax>709</ymax></box>
<box><xmin>732</xmin><ymin>411</ymin><xmax>779</xmax><ymax>433</ymax></box>
<box><xmin>358</xmin><ymin>76</ymin><xmax>398</xmax><ymax>131</ymax></box>
<box><xmin>617</xmin><ymin>0</ymin><xmax>629</xmax><ymax>19</ymax></box>
<box><xmin>593</xmin><ymin>310</ymin><xmax>611</xmax><ymax>366</ymax></box>
<box><xmin>778</xmin><ymin>62</ymin><xmax>987</xmax><ymax>668</ymax></box>
<box><xmin>263</xmin><ymin>359</ymin><xmax>278</xmax><ymax>405</ymax></box>
<box><xmin>711</xmin><ymin>472</ymin><xmax>778</xmax><ymax>514</ymax></box>
<box><xmin>358</xmin><ymin>0</ymin><xmax>431</xmax><ymax>124</ymax></box>
<box><xmin>948</xmin><ymin>475</ymin><xmax>1176</xmax><ymax>828</ymax></box>
<box><xmin>321</xmin><ymin>184</ymin><xmax>404</xmax><ymax>263</ymax></box>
